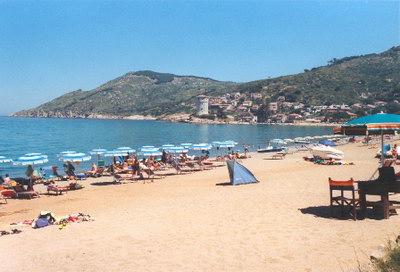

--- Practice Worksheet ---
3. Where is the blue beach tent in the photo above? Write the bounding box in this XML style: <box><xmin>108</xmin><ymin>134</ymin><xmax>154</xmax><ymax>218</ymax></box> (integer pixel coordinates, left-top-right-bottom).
<box><xmin>226</xmin><ymin>160</ymin><xmax>258</xmax><ymax>185</ymax></box>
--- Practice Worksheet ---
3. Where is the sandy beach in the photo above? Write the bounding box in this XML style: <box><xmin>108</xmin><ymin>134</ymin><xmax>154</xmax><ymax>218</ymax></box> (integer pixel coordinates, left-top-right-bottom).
<box><xmin>1</xmin><ymin>142</ymin><xmax>400</xmax><ymax>272</ymax></box>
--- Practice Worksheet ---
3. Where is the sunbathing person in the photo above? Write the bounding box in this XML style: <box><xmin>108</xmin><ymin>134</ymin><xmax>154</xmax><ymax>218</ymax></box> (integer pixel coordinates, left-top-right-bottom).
<box><xmin>86</xmin><ymin>163</ymin><xmax>98</xmax><ymax>176</ymax></box>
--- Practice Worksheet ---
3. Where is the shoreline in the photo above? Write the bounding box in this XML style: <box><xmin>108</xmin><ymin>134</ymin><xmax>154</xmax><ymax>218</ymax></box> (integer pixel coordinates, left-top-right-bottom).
<box><xmin>8</xmin><ymin>114</ymin><xmax>338</xmax><ymax>127</ymax></box>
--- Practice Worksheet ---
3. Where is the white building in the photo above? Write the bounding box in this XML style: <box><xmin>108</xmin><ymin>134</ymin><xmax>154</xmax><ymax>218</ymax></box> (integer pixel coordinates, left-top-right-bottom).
<box><xmin>196</xmin><ymin>95</ymin><xmax>209</xmax><ymax>115</ymax></box>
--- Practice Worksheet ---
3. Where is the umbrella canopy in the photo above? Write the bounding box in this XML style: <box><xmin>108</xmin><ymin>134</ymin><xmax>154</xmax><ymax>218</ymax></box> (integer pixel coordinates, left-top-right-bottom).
<box><xmin>137</xmin><ymin>150</ymin><xmax>163</xmax><ymax>156</ymax></box>
<box><xmin>339</xmin><ymin>113</ymin><xmax>400</xmax><ymax>135</ymax></box>
<box><xmin>89</xmin><ymin>148</ymin><xmax>108</xmax><ymax>155</ymax></box>
<box><xmin>161</xmin><ymin>144</ymin><xmax>175</xmax><ymax>149</ymax></box>
<box><xmin>336</xmin><ymin>113</ymin><xmax>400</xmax><ymax>165</ymax></box>
<box><xmin>140</xmin><ymin>146</ymin><xmax>158</xmax><ymax>151</ymax></box>
<box><xmin>103</xmin><ymin>150</ymin><xmax>128</xmax><ymax>157</ymax></box>
<box><xmin>13</xmin><ymin>153</ymin><xmax>49</xmax><ymax>166</ymax></box>
<box><xmin>270</xmin><ymin>139</ymin><xmax>286</xmax><ymax>145</ymax></box>
<box><xmin>180</xmin><ymin>143</ymin><xmax>193</xmax><ymax>148</ymax></box>
<box><xmin>0</xmin><ymin>156</ymin><xmax>12</xmax><ymax>163</ymax></box>
<box><xmin>59</xmin><ymin>152</ymin><xmax>92</xmax><ymax>162</ymax></box>
<box><xmin>115</xmin><ymin>147</ymin><xmax>136</xmax><ymax>153</ymax></box>
<box><xmin>191</xmin><ymin>143</ymin><xmax>212</xmax><ymax>151</ymax></box>
<box><xmin>57</xmin><ymin>151</ymin><xmax>77</xmax><ymax>157</ymax></box>
<box><xmin>212</xmin><ymin>141</ymin><xmax>236</xmax><ymax>149</ymax></box>
<box><xmin>165</xmin><ymin>146</ymin><xmax>188</xmax><ymax>153</ymax></box>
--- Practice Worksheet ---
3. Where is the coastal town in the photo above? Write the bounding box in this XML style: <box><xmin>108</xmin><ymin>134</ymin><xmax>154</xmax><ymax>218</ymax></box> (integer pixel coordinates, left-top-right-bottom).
<box><xmin>187</xmin><ymin>92</ymin><xmax>399</xmax><ymax>124</ymax></box>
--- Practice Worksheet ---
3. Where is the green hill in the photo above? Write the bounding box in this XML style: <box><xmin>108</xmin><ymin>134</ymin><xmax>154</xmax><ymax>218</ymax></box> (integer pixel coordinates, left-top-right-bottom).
<box><xmin>13</xmin><ymin>46</ymin><xmax>400</xmax><ymax>118</ymax></box>
<box><xmin>236</xmin><ymin>46</ymin><xmax>400</xmax><ymax>106</ymax></box>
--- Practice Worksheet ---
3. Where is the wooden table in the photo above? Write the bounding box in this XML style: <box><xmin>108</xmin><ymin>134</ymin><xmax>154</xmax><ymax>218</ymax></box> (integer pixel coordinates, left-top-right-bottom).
<box><xmin>358</xmin><ymin>180</ymin><xmax>400</xmax><ymax>219</ymax></box>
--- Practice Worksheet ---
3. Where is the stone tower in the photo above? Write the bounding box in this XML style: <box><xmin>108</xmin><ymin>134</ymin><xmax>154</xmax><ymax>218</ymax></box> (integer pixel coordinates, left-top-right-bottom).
<box><xmin>196</xmin><ymin>95</ymin><xmax>209</xmax><ymax>116</ymax></box>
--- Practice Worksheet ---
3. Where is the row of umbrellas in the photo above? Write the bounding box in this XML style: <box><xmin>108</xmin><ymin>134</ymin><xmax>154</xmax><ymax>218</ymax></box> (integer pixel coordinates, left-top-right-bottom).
<box><xmin>0</xmin><ymin>141</ymin><xmax>239</xmax><ymax>166</ymax></box>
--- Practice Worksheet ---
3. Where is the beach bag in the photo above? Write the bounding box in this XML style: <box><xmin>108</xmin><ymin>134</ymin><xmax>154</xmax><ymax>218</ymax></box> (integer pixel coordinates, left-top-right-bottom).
<box><xmin>35</xmin><ymin>218</ymin><xmax>51</xmax><ymax>228</ymax></box>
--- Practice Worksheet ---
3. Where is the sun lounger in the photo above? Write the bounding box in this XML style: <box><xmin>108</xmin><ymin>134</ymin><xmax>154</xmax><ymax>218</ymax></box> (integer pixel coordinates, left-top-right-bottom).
<box><xmin>47</xmin><ymin>184</ymin><xmax>70</xmax><ymax>195</ymax></box>
<box><xmin>12</xmin><ymin>185</ymin><xmax>40</xmax><ymax>199</ymax></box>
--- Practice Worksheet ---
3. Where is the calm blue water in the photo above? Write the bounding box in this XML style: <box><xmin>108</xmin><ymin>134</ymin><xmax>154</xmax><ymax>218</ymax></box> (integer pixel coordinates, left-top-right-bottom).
<box><xmin>0</xmin><ymin>117</ymin><xmax>333</xmax><ymax>177</ymax></box>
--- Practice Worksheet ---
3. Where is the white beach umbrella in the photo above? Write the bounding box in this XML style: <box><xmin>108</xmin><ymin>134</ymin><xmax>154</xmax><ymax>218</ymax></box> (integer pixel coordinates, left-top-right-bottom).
<box><xmin>59</xmin><ymin>152</ymin><xmax>92</xmax><ymax>162</ymax></box>
<box><xmin>13</xmin><ymin>153</ymin><xmax>49</xmax><ymax>166</ymax></box>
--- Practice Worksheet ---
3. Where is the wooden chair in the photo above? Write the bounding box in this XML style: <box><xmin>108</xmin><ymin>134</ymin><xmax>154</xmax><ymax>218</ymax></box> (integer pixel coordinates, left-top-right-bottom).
<box><xmin>329</xmin><ymin>178</ymin><xmax>360</xmax><ymax>220</ymax></box>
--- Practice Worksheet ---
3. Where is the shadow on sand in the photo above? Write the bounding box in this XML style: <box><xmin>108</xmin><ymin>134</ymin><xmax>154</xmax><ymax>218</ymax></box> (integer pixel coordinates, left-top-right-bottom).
<box><xmin>299</xmin><ymin>205</ymin><xmax>391</xmax><ymax>220</ymax></box>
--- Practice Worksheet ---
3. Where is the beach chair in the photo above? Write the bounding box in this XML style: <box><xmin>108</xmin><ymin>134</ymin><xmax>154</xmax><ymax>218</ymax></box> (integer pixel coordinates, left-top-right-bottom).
<box><xmin>13</xmin><ymin>185</ymin><xmax>40</xmax><ymax>199</ymax></box>
<box><xmin>329</xmin><ymin>178</ymin><xmax>360</xmax><ymax>220</ymax></box>
<box><xmin>46</xmin><ymin>183</ymin><xmax>70</xmax><ymax>195</ymax></box>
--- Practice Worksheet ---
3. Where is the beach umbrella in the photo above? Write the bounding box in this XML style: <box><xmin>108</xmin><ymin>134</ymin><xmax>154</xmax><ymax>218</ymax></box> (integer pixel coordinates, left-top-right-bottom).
<box><xmin>103</xmin><ymin>150</ymin><xmax>128</xmax><ymax>157</ymax></box>
<box><xmin>336</xmin><ymin>113</ymin><xmax>400</xmax><ymax>165</ymax></box>
<box><xmin>137</xmin><ymin>150</ymin><xmax>163</xmax><ymax>157</ymax></box>
<box><xmin>13</xmin><ymin>153</ymin><xmax>49</xmax><ymax>190</ymax></box>
<box><xmin>165</xmin><ymin>146</ymin><xmax>188</xmax><ymax>154</ymax></box>
<box><xmin>180</xmin><ymin>143</ymin><xmax>193</xmax><ymax>148</ymax></box>
<box><xmin>0</xmin><ymin>156</ymin><xmax>12</xmax><ymax>176</ymax></box>
<box><xmin>57</xmin><ymin>151</ymin><xmax>77</xmax><ymax>157</ymax></box>
<box><xmin>59</xmin><ymin>152</ymin><xmax>92</xmax><ymax>163</ymax></box>
<box><xmin>212</xmin><ymin>141</ymin><xmax>236</xmax><ymax>149</ymax></box>
<box><xmin>191</xmin><ymin>143</ymin><xmax>212</xmax><ymax>151</ymax></box>
<box><xmin>140</xmin><ymin>146</ymin><xmax>158</xmax><ymax>152</ymax></box>
<box><xmin>284</xmin><ymin>138</ymin><xmax>294</xmax><ymax>144</ymax></box>
<box><xmin>115</xmin><ymin>147</ymin><xmax>136</xmax><ymax>153</ymax></box>
<box><xmin>89</xmin><ymin>148</ymin><xmax>107</xmax><ymax>155</ymax></box>
<box><xmin>161</xmin><ymin>144</ymin><xmax>175</xmax><ymax>150</ymax></box>
<box><xmin>0</xmin><ymin>156</ymin><xmax>12</xmax><ymax>163</ymax></box>
<box><xmin>13</xmin><ymin>153</ymin><xmax>49</xmax><ymax>166</ymax></box>
<box><xmin>89</xmin><ymin>148</ymin><xmax>108</xmax><ymax>161</ymax></box>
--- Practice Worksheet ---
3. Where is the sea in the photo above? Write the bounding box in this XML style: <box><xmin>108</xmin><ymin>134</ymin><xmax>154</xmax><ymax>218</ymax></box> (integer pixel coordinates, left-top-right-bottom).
<box><xmin>0</xmin><ymin>116</ymin><xmax>334</xmax><ymax>177</ymax></box>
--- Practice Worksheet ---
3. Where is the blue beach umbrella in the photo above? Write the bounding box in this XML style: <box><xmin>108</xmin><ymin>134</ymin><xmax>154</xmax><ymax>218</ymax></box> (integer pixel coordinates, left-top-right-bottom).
<box><xmin>89</xmin><ymin>148</ymin><xmax>108</xmax><ymax>155</ymax></box>
<box><xmin>165</xmin><ymin>146</ymin><xmax>188</xmax><ymax>154</ymax></box>
<box><xmin>13</xmin><ymin>153</ymin><xmax>49</xmax><ymax>166</ymax></box>
<box><xmin>57</xmin><ymin>151</ymin><xmax>77</xmax><ymax>157</ymax></box>
<box><xmin>191</xmin><ymin>143</ymin><xmax>212</xmax><ymax>151</ymax></box>
<box><xmin>180</xmin><ymin>143</ymin><xmax>193</xmax><ymax>148</ymax></box>
<box><xmin>103</xmin><ymin>150</ymin><xmax>128</xmax><ymax>157</ymax></box>
<box><xmin>161</xmin><ymin>144</ymin><xmax>175</xmax><ymax>149</ymax></box>
<box><xmin>137</xmin><ymin>150</ymin><xmax>163</xmax><ymax>157</ymax></box>
<box><xmin>59</xmin><ymin>152</ymin><xmax>92</xmax><ymax>162</ymax></box>
<box><xmin>115</xmin><ymin>147</ymin><xmax>136</xmax><ymax>153</ymax></box>
<box><xmin>0</xmin><ymin>156</ymin><xmax>12</xmax><ymax>163</ymax></box>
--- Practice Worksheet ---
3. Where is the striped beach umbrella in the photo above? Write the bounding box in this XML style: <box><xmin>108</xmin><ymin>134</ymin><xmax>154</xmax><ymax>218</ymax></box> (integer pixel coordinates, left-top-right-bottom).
<box><xmin>89</xmin><ymin>148</ymin><xmax>108</xmax><ymax>155</ymax></box>
<box><xmin>165</xmin><ymin>146</ymin><xmax>188</xmax><ymax>153</ymax></box>
<box><xmin>103</xmin><ymin>150</ymin><xmax>128</xmax><ymax>157</ymax></box>
<box><xmin>115</xmin><ymin>147</ymin><xmax>136</xmax><ymax>153</ymax></box>
<box><xmin>180</xmin><ymin>143</ymin><xmax>192</xmax><ymax>148</ymax></box>
<box><xmin>59</xmin><ymin>152</ymin><xmax>92</xmax><ymax>162</ymax></box>
<box><xmin>57</xmin><ymin>151</ymin><xmax>77</xmax><ymax>157</ymax></box>
<box><xmin>13</xmin><ymin>153</ymin><xmax>49</xmax><ymax>166</ymax></box>
<box><xmin>137</xmin><ymin>150</ymin><xmax>163</xmax><ymax>157</ymax></box>
<box><xmin>191</xmin><ymin>143</ymin><xmax>212</xmax><ymax>151</ymax></box>
<box><xmin>338</xmin><ymin>113</ymin><xmax>400</xmax><ymax>165</ymax></box>
<box><xmin>0</xmin><ymin>156</ymin><xmax>12</xmax><ymax>163</ymax></box>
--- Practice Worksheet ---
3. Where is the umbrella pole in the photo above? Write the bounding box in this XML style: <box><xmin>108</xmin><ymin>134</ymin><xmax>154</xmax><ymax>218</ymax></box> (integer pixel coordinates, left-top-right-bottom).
<box><xmin>381</xmin><ymin>130</ymin><xmax>385</xmax><ymax>167</ymax></box>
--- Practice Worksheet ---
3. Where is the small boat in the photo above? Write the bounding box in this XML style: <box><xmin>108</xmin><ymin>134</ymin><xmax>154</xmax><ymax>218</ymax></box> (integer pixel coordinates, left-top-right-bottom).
<box><xmin>257</xmin><ymin>139</ymin><xmax>285</xmax><ymax>153</ymax></box>
<box><xmin>257</xmin><ymin>145</ymin><xmax>283</xmax><ymax>153</ymax></box>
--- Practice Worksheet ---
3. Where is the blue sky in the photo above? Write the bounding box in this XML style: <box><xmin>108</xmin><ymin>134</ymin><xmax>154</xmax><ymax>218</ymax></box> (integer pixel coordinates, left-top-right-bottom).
<box><xmin>0</xmin><ymin>0</ymin><xmax>399</xmax><ymax>115</ymax></box>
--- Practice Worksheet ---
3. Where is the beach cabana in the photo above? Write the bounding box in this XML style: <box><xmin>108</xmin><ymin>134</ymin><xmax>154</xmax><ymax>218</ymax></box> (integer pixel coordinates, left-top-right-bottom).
<box><xmin>226</xmin><ymin>160</ymin><xmax>258</xmax><ymax>185</ymax></box>
<box><xmin>336</xmin><ymin>113</ymin><xmax>400</xmax><ymax>165</ymax></box>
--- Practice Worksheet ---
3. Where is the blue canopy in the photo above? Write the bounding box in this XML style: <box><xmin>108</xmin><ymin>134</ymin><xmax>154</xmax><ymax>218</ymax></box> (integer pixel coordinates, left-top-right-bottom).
<box><xmin>226</xmin><ymin>160</ymin><xmax>258</xmax><ymax>185</ymax></box>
